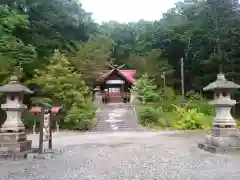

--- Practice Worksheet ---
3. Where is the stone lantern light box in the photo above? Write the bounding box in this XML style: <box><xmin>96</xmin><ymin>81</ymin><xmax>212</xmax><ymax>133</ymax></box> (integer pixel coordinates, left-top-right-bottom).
<box><xmin>199</xmin><ymin>73</ymin><xmax>240</xmax><ymax>154</ymax></box>
<box><xmin>0</xmin><ymin>76</ymin><xmax>33</xmax><ymax>132</ymax></box>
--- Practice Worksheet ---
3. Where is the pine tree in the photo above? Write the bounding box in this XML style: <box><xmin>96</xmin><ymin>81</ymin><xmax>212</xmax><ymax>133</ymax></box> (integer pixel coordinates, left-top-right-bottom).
<box><xmin>132</xmin><ymin>74</ymin><xmax>159</xmax><ymax>103</ymax></box>
<box><xmin>30</xmin><ymin>49</ymin><xmax>95</xmax><ymax>130</ymax></box>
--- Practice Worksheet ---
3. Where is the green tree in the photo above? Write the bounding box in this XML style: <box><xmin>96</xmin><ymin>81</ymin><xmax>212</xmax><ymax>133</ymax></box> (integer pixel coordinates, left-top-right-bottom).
<box><xmin>132</xmin><ymin>73</ymin><xmax>159</xmax><ymax>103</ymax></box>
<box><xmin>1</xmin><ymin>0</ymin><xmax>98</xmax><ymax>80</ymax></box>
<box><xmin>100</xmin><ymin>21</ymin><xmax>139</xmax><ymax>66</ymax></box>
<box><xmin>0</xmin><ymin>5</ymin><xmax>36</xmax><ymax>82</ymax></box>
<box><xmin>71</xmin><ymin>34</ymin><xmax>114</xmax><ymax>87</ymax></box>
<box><xmin>128</xmin><ymin>49</ymin><xmax>174</xmax><ymax>86</ymax></box>
<box><xmin>30</xmin><ymin>50</ymin><xmax>95</xmax><ymax>130</ymax></box>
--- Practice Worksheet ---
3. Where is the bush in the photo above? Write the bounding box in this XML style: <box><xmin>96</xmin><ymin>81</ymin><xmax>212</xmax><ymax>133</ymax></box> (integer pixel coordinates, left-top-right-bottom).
<box><xmin>135</xmin><ymin>91</ymin><xmax>214</xmax><ymax>130</ymax></box>
<box><xmin>133</xmin><ymin>76</ymin><xmax>215</xmax><ymax>130</ymax></box>
<box><xmin>186</xmin><ymin>100</ymin><xmax>215</xmax><ymax>116</ymax></box>
<box><xmin>136</xmin><ymin>104</ymin><xmax>174</xmax><ymax>129</ymax></box>
<box><xmin>137</xmin><ymin>105</ymin><xmax>160</xmax><ymax>126</ymax></box>
<box><xmin>172</xmin><ymin>105</ymin><xmax>204</xmax><ymax>130</ymax></box>
<box><xmin>64</xmin><ymin>103</ymin><xmax>96</xmax><ymax>131</ymax></box>
<box><xmin>157</xmin><ymin>111</ymin><xmax>175</xmax><ymax>128</ymax></box>
<box><xmin>156</xmin><ymin>87</ymin><xmax>180</xmax><ymax>112</ymax></box>
<box><xmin>186</xmin><ymin>91</ymin><xmax>215</xmax><ymax>116</ymax></box>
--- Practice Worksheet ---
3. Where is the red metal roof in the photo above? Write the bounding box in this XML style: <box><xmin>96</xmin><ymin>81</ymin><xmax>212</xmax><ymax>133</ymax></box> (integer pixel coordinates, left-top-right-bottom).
<box><xmin>29</xmin><ymin>106</ymin><xmax>61</xmax><ymax>114</ymax></box>
<box><xmin>119</xmin><ymin>70</ymin><xmax>136</xmax><ymax>83</ymax></box>
<box><xmin>96</xmin><ymin>69</ymin><xmax>136</xmax><ymax>84</ymax></box>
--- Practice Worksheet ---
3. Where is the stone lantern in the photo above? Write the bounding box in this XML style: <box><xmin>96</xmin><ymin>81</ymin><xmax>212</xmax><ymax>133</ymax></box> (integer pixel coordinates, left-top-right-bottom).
<box><xmin>93</xmin><ymin>86</ymin><xmax>101</xmax><ymax>103</ymax></box>
<box><xmin>0</xmin><ymin>76</ymin><xmax>33</xmax><ymax>156</ymax></box>
<box><xmin>198</xmin><ymin>73</ymin><xmax>240</xmax><ymax>153</ymax></box>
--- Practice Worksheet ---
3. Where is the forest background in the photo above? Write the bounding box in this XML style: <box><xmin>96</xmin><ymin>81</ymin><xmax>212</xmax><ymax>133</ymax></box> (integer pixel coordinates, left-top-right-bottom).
<box><xmin>0</xmin><ymin>0</ymin><xmax>239</xmax><ymax>130</ymax></box>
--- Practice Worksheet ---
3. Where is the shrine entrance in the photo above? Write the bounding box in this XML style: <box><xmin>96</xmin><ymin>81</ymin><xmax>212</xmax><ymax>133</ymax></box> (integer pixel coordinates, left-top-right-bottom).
<box><xmin>105</xmin><ymin>79</ymin><xmax>125</xmax><ymax>103</ymax></box>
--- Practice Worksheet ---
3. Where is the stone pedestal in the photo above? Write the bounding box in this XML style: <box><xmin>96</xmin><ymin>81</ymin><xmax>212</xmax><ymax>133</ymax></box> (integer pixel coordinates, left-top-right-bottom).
<box><xmin>0</xmin><ymin>132</ymin><xmax>33</xmax><ymax>159</ymax></box>
<box><xmin>198</xmin><ymin>128</ymin><xmax>240</xmax><ymax>154</ymax></box>
<box><xmin>94</xmin><ymin>91</ymin><xmax>102</xmax><ymax>104</ymax></box>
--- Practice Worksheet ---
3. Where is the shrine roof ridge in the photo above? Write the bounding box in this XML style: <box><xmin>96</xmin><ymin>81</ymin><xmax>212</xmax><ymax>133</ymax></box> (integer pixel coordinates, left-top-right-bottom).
<box><xmin>96</xmin><ymin>69</ymin><xmax>136</xmax><ymax>84</ymax></box>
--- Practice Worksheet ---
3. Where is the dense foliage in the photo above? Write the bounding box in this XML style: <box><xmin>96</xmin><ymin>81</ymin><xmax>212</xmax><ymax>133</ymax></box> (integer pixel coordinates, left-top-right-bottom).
<box><xmin>1</xmin><ymin>0</ymin><xmax>239</xmax><ymax>130</ymax></box>
<box><xmin>133</xmin><ymin>74</ymin><xmax>215</xmax><ymax>130</ymax></box>
<box><xmin>0</xmin><ymin>1</ymin><xmax>99</xmax><ymax>130</ymax></box>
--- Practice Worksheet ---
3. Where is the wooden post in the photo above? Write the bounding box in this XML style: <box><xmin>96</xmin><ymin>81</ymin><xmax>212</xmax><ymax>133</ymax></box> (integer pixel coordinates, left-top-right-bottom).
<box><xmin>48</xmin><ymin>112</ymin><xmax>52</xmax><ymax>149</ymax></box>
<box><xmin>39</xmin><ymin>106</ymin><xmax>44</xmax><ymax>154</ymax></box>
<box><xmin>181</xmin><ymin>58</ymin><xmax>185</xmax><ymax>106</ymax></box>
<box><xmin>56</xmin><ymin>119</ymin><xmax>59</xmax><ymax>133</ymax></box>
<box><xmin>122</xmin><ymin>82</ymin><xmax>124</xmax><ymax>103</ymax></box>
<box><xmin>33</xmin><ymin>116</ymin><xmax>36</xmax><ymax>134</ymax></box>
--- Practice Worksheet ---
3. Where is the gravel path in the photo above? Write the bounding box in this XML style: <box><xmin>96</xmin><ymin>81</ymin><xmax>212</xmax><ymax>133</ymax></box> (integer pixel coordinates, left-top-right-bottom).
<box><xmin>1</xmin><ymin>131</ymin><xmax>240</xmax><ymax>180</ymax></box>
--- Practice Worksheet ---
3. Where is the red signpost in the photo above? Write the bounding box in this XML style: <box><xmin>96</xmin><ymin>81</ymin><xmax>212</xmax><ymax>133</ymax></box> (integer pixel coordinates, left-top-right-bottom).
<box><xmin>30</xmin><ymin>106</ymin><xmax>61</xmax><ymax>132</ymax></box>
<box><xmin>29</xmin><ymin>106</ymin><xmax>61</xmax><ymax>154</ymax></box>
<box><xmin>29</xmin><ymin>106</ymin><xmax>61</xmax><ymax>114</ymax></box>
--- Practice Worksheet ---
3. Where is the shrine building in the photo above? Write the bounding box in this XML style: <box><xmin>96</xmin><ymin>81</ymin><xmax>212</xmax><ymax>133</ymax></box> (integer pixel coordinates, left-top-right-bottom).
<box><xmin>94</xmin><ymin>66</ymin><xmax>136</xmax><ymax>103</ymax></box>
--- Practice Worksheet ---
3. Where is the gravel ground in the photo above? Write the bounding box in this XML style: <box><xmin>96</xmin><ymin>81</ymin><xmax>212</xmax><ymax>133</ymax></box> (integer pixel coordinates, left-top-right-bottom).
<box><xmin>1</xmin><ymin>131</ymin><xmax>240</xmax><ymax>180</ymax></box>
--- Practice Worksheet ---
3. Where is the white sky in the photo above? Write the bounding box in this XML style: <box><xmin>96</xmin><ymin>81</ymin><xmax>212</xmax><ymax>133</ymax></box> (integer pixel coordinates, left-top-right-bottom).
<box><xmin>80</xmin><ymin>0</ymin><xmax>179</xmax><ymax>23</ymax></box>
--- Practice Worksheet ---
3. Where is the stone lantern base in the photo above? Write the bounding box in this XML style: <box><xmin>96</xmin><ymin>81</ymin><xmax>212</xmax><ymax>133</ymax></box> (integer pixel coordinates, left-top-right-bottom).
<box><xmin>198</xmin><ymin>127</ymin><xmax>240</xmax><ymax>154</ymax></box>
<box><xmin>0</xmin><ymin>132</ymin><xmax>33</xmax><ymax>159</ymax></box>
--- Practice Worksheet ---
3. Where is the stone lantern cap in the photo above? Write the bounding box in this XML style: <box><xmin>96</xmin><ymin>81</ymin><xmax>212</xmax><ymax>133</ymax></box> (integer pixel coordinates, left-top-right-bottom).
<box><xmin>0</xmin><ymin>76</ymin><xmax>33</xmax><ymax>94</ymax></box>
<box><xmin>203</xmin><ymin>73</ymin><xmax>240</xmax><ymax>91</ymax></box>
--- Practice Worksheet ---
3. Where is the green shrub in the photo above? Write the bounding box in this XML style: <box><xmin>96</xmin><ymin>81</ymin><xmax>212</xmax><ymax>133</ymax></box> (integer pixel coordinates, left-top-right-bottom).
<box><xmin>136</xmin><ymin>104</ymin><xmax>174</xmax><ymax>128</ymax></box>
<box><xmin>133</xmin><ymin>78</ymin><xmax>214</xmax><ymax>130</ymax></box>
<box><xmin>186</xmin><ymin>91</ymin><xmax>215</xmax><ymax>116</ymax></box>
<box><xmin>156</xmin><ymin>87</ymin><xmax>180</xmax><ymax>112</ymax></box>
<box><xmin>137</xmin><ymin>105</ymin><xmax>160</xmax><ymax>125</ymax></box>
<box><xmin>157</xmin><ymin>111</ymin><xmax>175</xmax><ymax>128</ymax></box>
<box><xmin>172</xmin><ymin>105</ymin><xmax>204</xmax><ymax>130</ymax></box>
<box><xmin>186</xmin><ymin>91</ymin><xmax>203</xmax><ymax>101</ymax></box>
<box><xmin>64</xmin><ymin>103</ymin><xmax>96</xmax><ymax>131</ymax></box>
<box><xmin>187</xmin><ymin>100</ymin><xmax>215</xmax><ymax>116</ymax></box>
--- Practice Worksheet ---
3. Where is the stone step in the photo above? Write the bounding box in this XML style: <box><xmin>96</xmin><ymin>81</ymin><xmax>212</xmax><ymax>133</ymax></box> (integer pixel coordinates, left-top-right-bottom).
<box><xmin>94</xmin><ymin>103</ymin><xmax>139</xmax><ymax>132</ymax></box>
<box><xmin>95</xmin><ymin>122</ymin><xmax>138</xmax><ymax>127</ymax></box>
<box><xmin>94</xmin><ymin>128</ymin><xmax>140</xmax><ymax>132</ymax></box>
<box><xmin>95</xmin><ymin>122</ymin><xmax>138</xmax><ymax>128</ymax></box>
<box><xmin>95</xmin><ymin>124</ymin><xmax>138</xmax><ymax>129</ymax></box>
